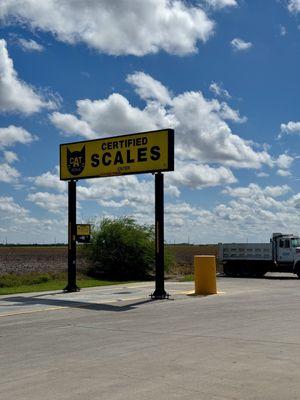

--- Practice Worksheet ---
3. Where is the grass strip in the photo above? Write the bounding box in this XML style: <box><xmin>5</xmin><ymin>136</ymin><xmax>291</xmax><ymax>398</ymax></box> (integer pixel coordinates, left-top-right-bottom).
<box><xmin>181</xmin><ymin>274</ymin><xmax>194</xmax><ymax>282</ymax></box>
<box><xmin>0</xmin><ymin>273</ymin><xmax>130</xmax><ymax>296</ymax></box>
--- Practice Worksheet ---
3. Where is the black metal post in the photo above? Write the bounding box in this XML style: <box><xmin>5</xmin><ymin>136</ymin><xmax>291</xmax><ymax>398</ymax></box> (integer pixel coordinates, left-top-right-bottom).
<box><xmin>64</xmin><ymin>180</ymin><xmax>80</xmax><ymax>292</ymax></box>
<box><xmin>151</xmin><ymin>172</ymin><xmax>169</xmax><ymax>299</ymax></box>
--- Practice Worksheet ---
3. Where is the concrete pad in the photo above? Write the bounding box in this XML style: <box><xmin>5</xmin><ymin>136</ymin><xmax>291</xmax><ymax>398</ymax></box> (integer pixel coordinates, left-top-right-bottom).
<box><xmin>0</xmin><ymin>275</ymin><xmax>300</xmax><ymax>399</ymax></box>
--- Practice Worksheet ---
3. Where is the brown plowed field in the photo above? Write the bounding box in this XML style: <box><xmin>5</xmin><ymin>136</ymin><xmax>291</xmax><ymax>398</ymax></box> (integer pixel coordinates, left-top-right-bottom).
<box><xmin>0</xmin><ymin>245</ymin><xmax>219</xmax><ymax>276</ymax></box>
<box><xmin>0</xmin><ymin>246</ymin><xmax>88</xmax><ymax>275</ymax></box>
<box><xmin>167</xmin><ymin>244</ymin><xmax>219</xmax><ymax>275</ymax></box>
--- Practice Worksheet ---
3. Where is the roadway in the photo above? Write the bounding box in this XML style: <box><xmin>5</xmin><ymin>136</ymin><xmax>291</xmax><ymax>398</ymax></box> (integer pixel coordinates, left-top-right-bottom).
<box><xmin>0</xmin><ymin>275</ymin><xmax>300</xmax><ymax>399</ymax></box>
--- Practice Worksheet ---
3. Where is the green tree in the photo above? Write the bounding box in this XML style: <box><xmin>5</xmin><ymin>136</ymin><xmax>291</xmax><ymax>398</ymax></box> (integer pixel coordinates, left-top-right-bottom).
<box><xmin>85</xmin><ymin>217</ymin><xmax>172</xmax><ymax>280</ymax></box>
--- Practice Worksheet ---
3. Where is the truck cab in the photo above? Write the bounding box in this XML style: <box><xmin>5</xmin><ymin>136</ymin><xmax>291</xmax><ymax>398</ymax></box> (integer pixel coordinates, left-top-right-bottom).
<box><xmin>272</xmin><ymin>233</ymin><xmax>300</xmax><ymax>275</ymax></box>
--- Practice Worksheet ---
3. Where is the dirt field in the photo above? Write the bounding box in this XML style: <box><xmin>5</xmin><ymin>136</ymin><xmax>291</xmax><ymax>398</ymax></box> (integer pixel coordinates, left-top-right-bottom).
<box><xmin>168</xmin><ymin>244</ymin><xmax>219</xmax><ymax>276</ymax></box>
<box><xmin>0</xmin><ymin>246</ymin><xmax>88</xmax><ymax>275</ymax></box>
<box><xmin>0</xmin><ymin>245</ymin><xmax>219</xmax><ymax>276</ymax></box>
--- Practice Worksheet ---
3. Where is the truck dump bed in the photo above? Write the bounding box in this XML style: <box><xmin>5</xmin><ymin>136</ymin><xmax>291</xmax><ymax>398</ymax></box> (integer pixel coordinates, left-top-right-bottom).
<box><xmin>219</xmin><ymin>243</ymin><xmax>272</xmax><ymax>262</ymax></box>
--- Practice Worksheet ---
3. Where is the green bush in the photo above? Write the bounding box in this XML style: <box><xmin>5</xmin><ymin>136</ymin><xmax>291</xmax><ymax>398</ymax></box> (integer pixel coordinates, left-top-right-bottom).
<box><xmin>85</xmin><ymin>217</ymin><xmax>173</xmax><ymax>280</ymax></box>
<box><xmin>0</xmin><ymin>274</ymin><xmax>20</xmax><ymax>288</ymax></box>
<box><xmin>24</xmin><ymin>274</ymin><xmax>51</xmax><ymax>285</ymax></box>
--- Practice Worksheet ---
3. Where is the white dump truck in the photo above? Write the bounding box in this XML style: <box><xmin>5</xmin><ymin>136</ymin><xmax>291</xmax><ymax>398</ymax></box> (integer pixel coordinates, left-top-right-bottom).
<box><xmin>219</xmin><ymin>233</ymin><xmax>300</xmax><ymax>278</ymax></box>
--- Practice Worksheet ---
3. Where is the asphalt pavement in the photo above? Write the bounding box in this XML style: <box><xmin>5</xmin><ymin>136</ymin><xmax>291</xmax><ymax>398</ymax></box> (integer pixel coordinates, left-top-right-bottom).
<box><xmin>0</xmin><ymin>274</ymin><xmax>300</xmax><ymax>400</ymax></box>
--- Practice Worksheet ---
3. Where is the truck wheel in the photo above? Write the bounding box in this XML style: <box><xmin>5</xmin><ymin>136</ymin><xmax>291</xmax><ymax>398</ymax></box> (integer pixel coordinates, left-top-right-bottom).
<box><xmin>240</xmin><ymin>264</ymin><xmax>254</xmax><ymax>278</ymax></box>
<box><xmin>254</xmin><ymin>270</ymin><xmax>267</xmax><ymax>278</ymax></box>
<box><xmin>223</xmin><ymin>264</ymin><xmax>235</xmax><ymax>277</ymax></box>
<box><xmin>294</xmin><ymin>263</ymin><xmax>300</xmax><ymax>278</ymax></box>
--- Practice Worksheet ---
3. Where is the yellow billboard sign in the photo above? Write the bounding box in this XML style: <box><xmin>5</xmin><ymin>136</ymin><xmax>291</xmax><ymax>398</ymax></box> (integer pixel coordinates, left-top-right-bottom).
<box><xmin>76</xmin><ymin>224</ymin><xmax>91</xmax><ymax>236</ymax></box>
<box><xmin>60</xmin><ymin>129</ymin><xmax>174</xmax><ymax>180</ymax></box>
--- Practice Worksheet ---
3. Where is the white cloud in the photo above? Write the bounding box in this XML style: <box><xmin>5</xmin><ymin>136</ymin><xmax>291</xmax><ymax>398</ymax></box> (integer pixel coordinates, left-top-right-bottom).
<box><xmin>165</xmin><ymin>202</ymin><xmax>213</xmax><ymax>229</ymax></box>
<box><xmin>126</xmin><ymin>72</ymin><xmax>172</xmax><ymax>105</ymax></box>
<box><xmin>218</xmin><ymin>102</ymin><xmax>246</xmax><ymax>123</ymax></box>
<box><xmin>27</xmin><ymin>192</ymin><xmax>67</xmax><ymax>213</ymax></box>
<box><xmin>0</xmin><ymin>163</ymin><xmax>20</xmax><ymax>183</ymax></box>
<box><xmin>51</xmin><ymin>93</ymin><xmax>175</xmax><ymax>138</ymax></box>
<box><xmin>77</xmin><ymin>173</ymin><xmax>178</xmax><ymax>216</ymax></box>
<box><xmin>276</xmin><ymin>154</ymin><xmax>294</xmax><ymax>169</ymax></box>
<box><xmin>203</xmin><ymin>0</ymin><xmax>237</xmax><ymax>9</ymax></box>
<box><xmin>171</xmin><ymin>91</ymin><xmax>268</xmax><ymax>168</ymax></box>
<box><xmin>273</xmin><ymin>154</ymin><xmax>294</xmax><ymax>179</ymax></box>
<box><xmin>209</xmin><ymin>82</ymin><xmax>231</xmax><ymax>99</ymax></box>
<box><xmin>288</xmin><ymin>0</ymin><xmax>300</xmax><ymax>13</ymax></box>
<box><xmin>28</xmin><ymin>168</ymin><xmax>66</xmax><ymax>192</ymax></box>
<box><xmin>224</xmin><ymin>183</ymin><xmax>291</xmax><ymax>199</ymax></box>
<box><xmin>18</xmin><ymin>38</ymin><xmax>44</xmax><ymax>52</ymax></box>
<box><xmin>279</xmin><ymin>121</ymin><xmax>300</xmax><ymax>137</ymax></box>
<box><xmin>0</xmin><ymin>39</ymin><xmax>55</xmax><ymax>114</ymax></box>
<box><xmin>31</xmin><ymin>161</ymin><xmax>233</xmax><ymax>233</ymax></box>
<box><xmin>196</xmin><ymin>183</ymin><xmax>300</xmax><ymax>242</ymax></box>
<box><xmin>165</xmin><ymin>184</ymin><xmax>181</xmax><ymax>198</ymax></box>
<box><xmin>0</xmin><ymin>126</ymin><xmax>36</xmax><ymax>185</ymax></box>
<box><xmin>279</xmin><ymin>25</ymin><xmax>287</xmax><ymax>36</ymax></box>
<box><xmin>0</xmin><ymin>196</ymin><xmax>28</xmax><ymax>216</ymax></box>
<box><xmin>165</xmin><ymin>202</ymin><xmax>208</xmax><ymax>217</ymax></box>
<box><xmin>50</xmin><ymin>72</ymin><xmax>270</xmax><ymax>171</ymax></box>
<box><xmin>0</xmin><ymin>125</ymin><xmax>36</xmax><ymax>148</ymax></box>
<box><xmin>256</xmin><ymin>172</ymin><xmax>269</xmax><ymax>178</ymax></box>
<box><xmin>49</xmin><ymin>112</ymin><xmax>95</xmax><ymax>139</ymax></box>
<box><xmin>147</xmin><ymin>184</ymin><xmax>300</xmax><ymax>242</ymax></box>
<box><xmin>164</xmin><ymin>183</ymin><xmax>300</xmax><ymax>242</ymax></box>
<box><xmin>3</xmin><ymin>150</ymin><xmax>18</xmax><ymax>163</ymax></box>
<box><xmin>16</xmin><ymin>174</ymin><xmax>300</xmax><ymax>243</ymax></box>
<box><xmin>0</xmin><ymin>197</ymin><xmax>67</xmax><ymax>243</ymax></box>
<box><xmin>0</xmin><ymin>0</ymin><xmax>215</xmax><ymax>56</ymax></box>
<box><xmin>166</xmin><ymin>162</ymin><xmax>237</xmax><ymax>189</ymax></box>
<box><xmin>29</xmin><ymin>176</ymin><xmax>296</xmax><ymax>246</ymax></box>
<box><xmin>231</xmin><ymin>38</ymin><xmax>253</xmax><ymax>51</ymax></box>
<box><xmin>219</xmin><ymin>184</ymin><xmax>291</xmax><ymax>224</ymax></box>
<box><xmin>263</xmin><ymin>185</ymin><xmax>291</xmax><ymax>198</ymax></box>
<box><xmin>77</xmin><ymin>175</ymin><xmax>155</xmax><ymax>212</ymax></box>
<box><xmin>287</xmin><ymin>193</ymin><xmax>300</xmax><ymax>208</ymax></box>
<box><xmin>277</xmin><ymin>169</ymin><xmax>292</xmax><ymax>177</ymax></box>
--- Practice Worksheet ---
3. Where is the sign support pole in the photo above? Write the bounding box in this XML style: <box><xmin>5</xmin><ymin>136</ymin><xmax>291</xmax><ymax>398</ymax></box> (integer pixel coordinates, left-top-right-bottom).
<box><xmin>151</xmin><ymin>172</ymin><xmax>169</xmax><ymax>299</ymax></box>
<box><xmin>64</xmin><ymin>179</ymin><xmax>80</xmax><ymax>292</ymax></box>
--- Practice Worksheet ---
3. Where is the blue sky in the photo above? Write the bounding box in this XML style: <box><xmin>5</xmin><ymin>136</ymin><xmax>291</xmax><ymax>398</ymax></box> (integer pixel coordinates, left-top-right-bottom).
<box><xmin>1</xmin><ymin>0</ymin><xmax>300</xmax><ymax>244</ymax></box>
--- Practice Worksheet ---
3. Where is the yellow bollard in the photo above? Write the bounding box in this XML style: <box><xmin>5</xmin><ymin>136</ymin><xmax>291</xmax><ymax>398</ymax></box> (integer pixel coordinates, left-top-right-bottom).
<box><xmin>194</xmin><ymin>255</ymin><xmax>217</xmax><ymax>295</ymax></box>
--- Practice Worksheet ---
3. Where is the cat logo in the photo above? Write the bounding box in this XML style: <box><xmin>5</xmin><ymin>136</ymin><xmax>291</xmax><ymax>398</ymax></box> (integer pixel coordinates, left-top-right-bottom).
<box><xmin>67</xmin><ymin>146</ymin><xmax>86</xmax><ymax>176</ymax></box>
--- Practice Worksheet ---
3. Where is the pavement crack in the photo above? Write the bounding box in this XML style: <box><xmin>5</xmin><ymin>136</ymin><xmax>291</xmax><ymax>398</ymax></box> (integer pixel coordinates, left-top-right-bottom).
<box><xmin>72</xmin><ymin>324</ymin><xmax>300</xmax><ymax>347</ymax></box>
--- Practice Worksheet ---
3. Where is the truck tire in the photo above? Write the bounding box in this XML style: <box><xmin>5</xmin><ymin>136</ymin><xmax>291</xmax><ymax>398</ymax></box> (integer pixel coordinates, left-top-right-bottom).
<box><xmin>223</xmin><ymin>263</ymin><xmax>239</xmax><ymax>277</ymax></box>
<box><xmin>240</xmin><ymin>263</ymin><xmax>254</xmax><ymax>278</ymax></box>
<box><xmin>223</xmin><ymin>264</ymin><xmax>231</xmax><ymax>276</ymax></box>
<box><xmin>294</xmin><ymin>263</ymin><xmax>300</xmax><ymax>278</ymax></box>
<box><xmin>254</xmin><ymin>270</ymin><xmax>267</xmax><ymax>278</ymax></box>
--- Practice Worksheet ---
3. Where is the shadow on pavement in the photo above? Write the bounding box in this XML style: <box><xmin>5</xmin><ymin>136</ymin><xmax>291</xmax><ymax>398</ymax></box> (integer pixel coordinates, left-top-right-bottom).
<box><xmin>1</xmin><ymin>296</ymin><xmax>157</xmax><ymax>312</ymax></box>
